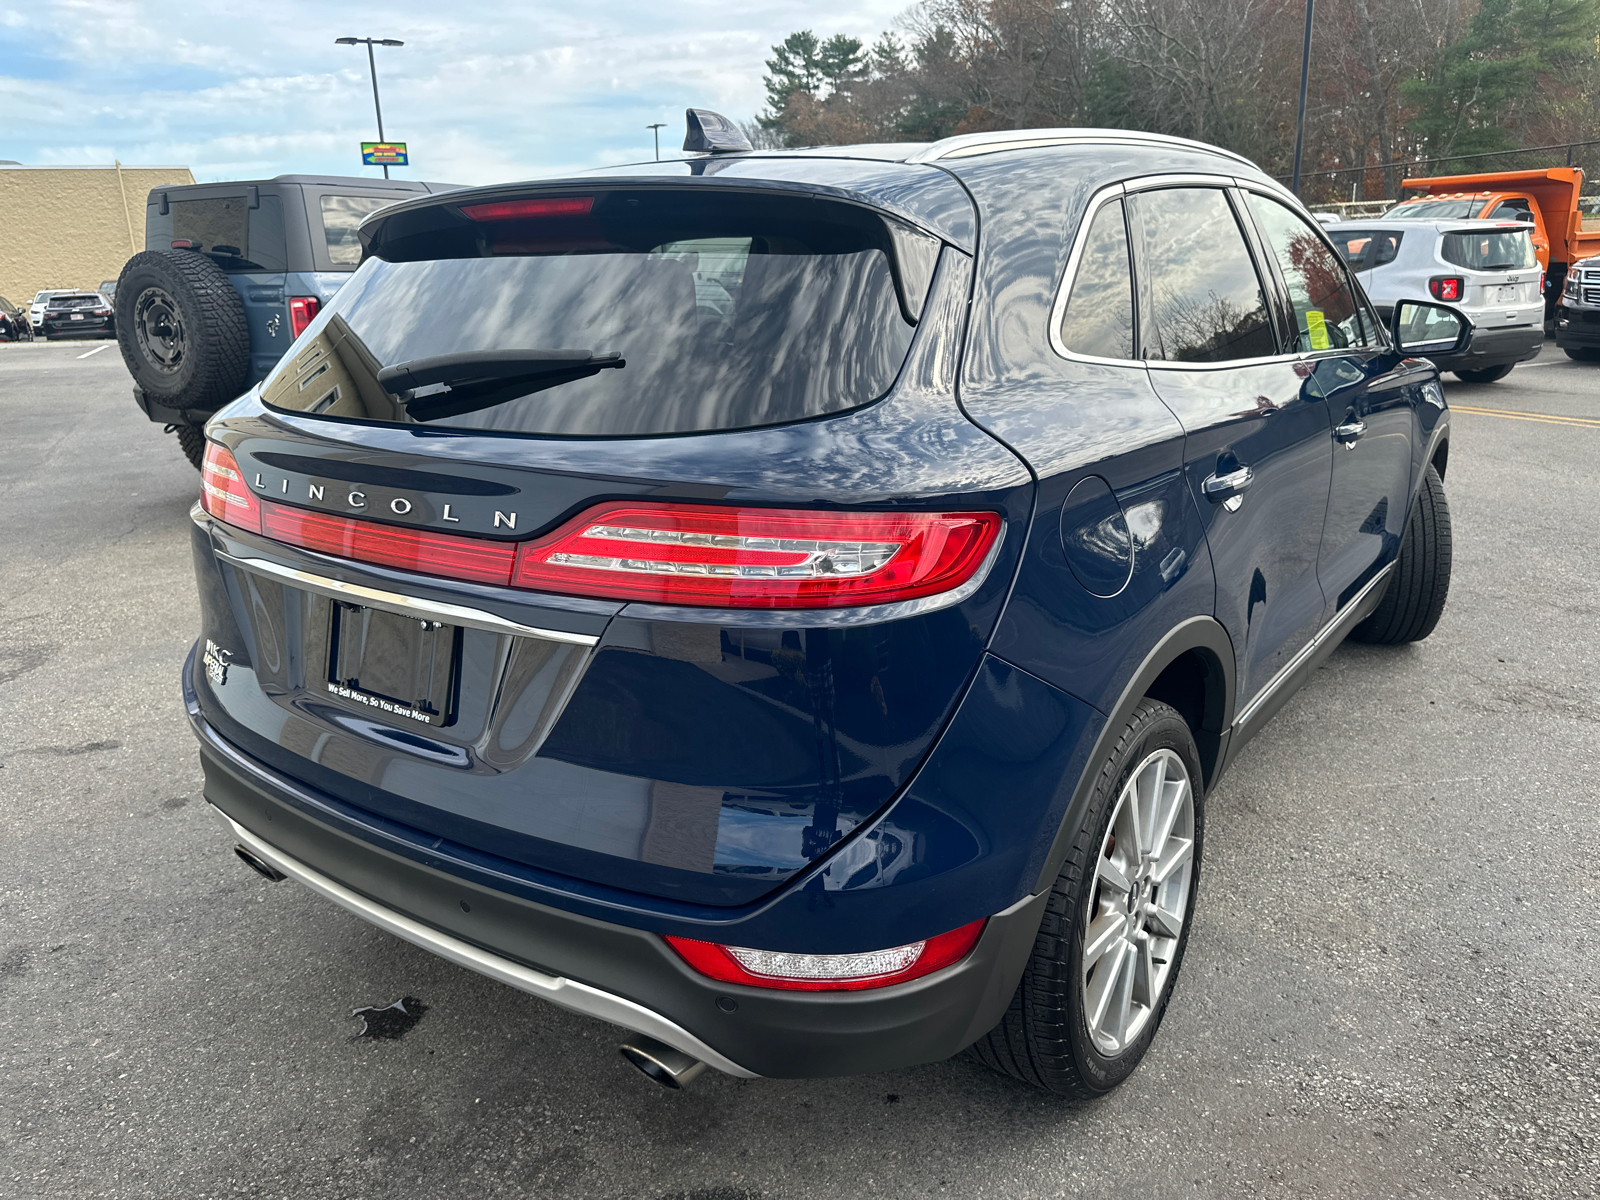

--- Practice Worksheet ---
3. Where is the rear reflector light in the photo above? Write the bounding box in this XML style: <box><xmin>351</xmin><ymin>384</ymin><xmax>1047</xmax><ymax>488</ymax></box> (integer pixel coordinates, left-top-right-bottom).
<box><xmin>260</xmin><ymin>505</ymin><xmax>517</xmax><ymax>585</ymax></box>
<box><xmin>461</xmin><ymin>196</ymin><xmax>594</xmax><ymax>221</ymax></box>
<box><xmin>1429</xmin><ymin>276</ymin><xmax>1463</xmax><ymax>301</ymax></box>
<box><xmin>288</xmin><ymin>296</ymin><xmax>320</xmax><ymax>338</ymax></box>
<box><xmin>510</xmin><ymin>503</ymin><xmax>1002</xmax><ymax>608</ymax></box>
<box><xmin>199</xmin><ymin>443</ymin><xmax>262</xmax><ymax>533</ymax></box>
<box><xmin>664</xmin><ymin>920</ymin><xmax>986</xmax><ymax>992</ymax></box>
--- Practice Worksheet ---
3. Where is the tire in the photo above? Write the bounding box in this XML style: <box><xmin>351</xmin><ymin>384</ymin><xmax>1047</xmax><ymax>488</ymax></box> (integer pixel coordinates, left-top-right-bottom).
<box><xmin>972</xmin><ymin>699</ymin><xmax>1204</xmax><ymax>1097</ymax></box>
<box><xmin>1564</xmin><ymin>347</ymin><xmax>1600</xmax><ymax>362</ymax></box>
<box><xmin>114</xmin><ymin>250</ymin><xmax>249</xmax><ymax>413</ymax></box>
<box><xmin>1350</xmin><ymin>465</ymin><xmax>1452</xmax><ymax>645</ymax></box>
<box><xmin>1452</xmin><ymin>364</ymin><xmax>1513</xmax><ymax>383</ymax></box>
<box><xmin>173</xmin><ymin>423</ymin><xmax>207</xmax><ymax>471</ymax></box>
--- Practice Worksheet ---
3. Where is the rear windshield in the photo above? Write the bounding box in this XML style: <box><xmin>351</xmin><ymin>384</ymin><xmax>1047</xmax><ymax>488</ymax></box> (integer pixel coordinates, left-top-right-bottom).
<box><xmin>1386</xmin><ymin>199</ymin><xmax>1483</xmax><ymax>219</ymax></box>
<box><xmin>260</xmin><ymin>190</ymin><xmax>924</xmax><ymax>437</ymax></box>
<box><xmin>48</xmin><ymin>294</ymin><xmax>103</xmax><ymax>309</ymax></box>
<box><xmin>319</xmin><ymin>195</ymin><xmax>395</xmax><ymax>266</ymax></box>
<box><xmin>146</xmin><ymin>194</ymin><xmax>287</xmax><ymax>273</ymax></box>
<box><xmin>1441</xmin><ymin>230</ymin><xmax>1538</xmax><ymax>271</ymax></box>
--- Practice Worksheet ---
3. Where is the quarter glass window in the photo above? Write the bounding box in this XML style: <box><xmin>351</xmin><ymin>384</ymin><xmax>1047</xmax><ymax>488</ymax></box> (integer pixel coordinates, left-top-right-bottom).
<box><xmin>1060</xmin><ymin>200</ymin><xmax>1135</xmax><ymax>359</ymax></box>
<box><xmin>1133</xmin><ymin>188</ymin><xmax>1276</xmax><ymax>363</ymax></box>
<box><xmin>320</xmin><ymin>195</ymin><xmax>395</xmax><ymax>267</ymax></box>
<box><xmin>1245</xmin><ymin>193</ymin><xmax>1371</xmax><ymax>351</ymax></box>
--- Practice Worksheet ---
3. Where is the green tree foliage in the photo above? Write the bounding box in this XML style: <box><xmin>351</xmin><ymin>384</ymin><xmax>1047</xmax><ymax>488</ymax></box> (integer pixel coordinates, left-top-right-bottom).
<box><xmin>751</xmin><ymin>0</ymin><xmax>1600</xmax><ymax>182</ymax></box>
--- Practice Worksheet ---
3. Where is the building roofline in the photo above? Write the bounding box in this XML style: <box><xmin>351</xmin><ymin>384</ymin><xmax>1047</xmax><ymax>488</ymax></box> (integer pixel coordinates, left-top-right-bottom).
<box><xmin>0</xmin><ymin>164</ymin><xmax>193</xmax><ymax>171</ymax></box>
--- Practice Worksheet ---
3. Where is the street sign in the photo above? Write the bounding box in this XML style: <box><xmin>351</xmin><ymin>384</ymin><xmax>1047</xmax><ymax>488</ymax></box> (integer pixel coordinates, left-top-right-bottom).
<box><xmin>361</xmin><ymin>142</ymin><xmax>408</xmax><ymax>166</ymax></box>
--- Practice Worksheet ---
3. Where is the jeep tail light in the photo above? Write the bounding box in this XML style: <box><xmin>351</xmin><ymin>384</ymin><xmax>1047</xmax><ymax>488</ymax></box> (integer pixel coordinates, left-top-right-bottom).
<box><xmin>664</xmin><ymin>919</ymin><xmax>986</xmax><ymax>992</ymax></box>
<box><xmin>200</xmin><ymin>443</ymin><xmax>261</xmax><ymax>534</ymax></box>
<box><xmin>1429</xmin><ymin>276</ymin><xmax>1463</xmax><ymax>301</ymax></box>
<box><xmin>509</xmin><ymin>502</ymin><xmax>1002</xmax><ymax>609</ymax></box>
<box><xmin>462</xmin><ymin>196</ymin><xmax>594</xmax><ymax>221</ymax></box>
<box><xmin>288</xmin><ymin>296</ymin><xmax>320</xmax><ymax>339</ymax></box>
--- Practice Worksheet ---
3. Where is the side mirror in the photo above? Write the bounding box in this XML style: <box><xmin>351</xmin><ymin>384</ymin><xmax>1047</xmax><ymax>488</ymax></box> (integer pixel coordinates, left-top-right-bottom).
<box><xmin>1390</xmin><ymin>300</ymin><xmax>1472</xmax><ymax>356</ymax></box>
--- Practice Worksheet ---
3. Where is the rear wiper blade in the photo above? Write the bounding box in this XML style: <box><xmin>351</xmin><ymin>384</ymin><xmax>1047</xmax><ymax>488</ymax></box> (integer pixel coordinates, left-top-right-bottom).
<box><xmin>375</xmin><ymin>349</ymin><xmax>625</xmax><ymax>421</ymax></box>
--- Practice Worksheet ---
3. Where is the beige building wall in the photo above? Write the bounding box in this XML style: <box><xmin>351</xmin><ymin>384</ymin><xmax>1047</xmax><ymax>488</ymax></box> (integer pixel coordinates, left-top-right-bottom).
<box><xmin>0</xmin><ymin>164</ymin><xmax>195</xmax><ymax>306</ymax></box>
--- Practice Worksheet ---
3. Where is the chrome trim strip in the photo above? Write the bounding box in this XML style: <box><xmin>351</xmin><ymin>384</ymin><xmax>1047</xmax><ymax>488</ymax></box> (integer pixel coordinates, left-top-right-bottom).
<box><xmin>212</xmin><ymin>549</ymin><xmax>599</xmax><ymax>646</ymax></box>
<box><xmin>214</xmin><ymin>807</ymin><xmax>760</xmax><ymax>1079</ymax></box>
<box><xmin>1233</xmin><ymin>562</ymin><xmax>1395</xmax><ymax>731</ymax></box>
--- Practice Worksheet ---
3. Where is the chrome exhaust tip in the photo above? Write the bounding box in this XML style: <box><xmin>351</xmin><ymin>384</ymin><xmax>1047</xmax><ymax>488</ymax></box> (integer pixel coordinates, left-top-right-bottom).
<box><xmin>234</xmin><ymin>844</ymin><xmax>286</xmax><ymax>882</ymax></box>
<box><xmin>619</xmin><ymin>1035</ymin><xmax>707</xmax><ymax>1089</ymax></box>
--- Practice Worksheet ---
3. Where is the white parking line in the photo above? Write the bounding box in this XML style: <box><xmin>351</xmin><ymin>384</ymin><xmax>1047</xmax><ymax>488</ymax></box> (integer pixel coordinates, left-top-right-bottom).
<box><xmin>76</xmin><ymin>344</ymin><xmax>109</xmax><ymax>359</ymax></box>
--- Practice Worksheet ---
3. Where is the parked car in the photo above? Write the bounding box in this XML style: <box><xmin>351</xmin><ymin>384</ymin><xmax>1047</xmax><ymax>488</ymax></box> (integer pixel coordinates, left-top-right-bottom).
<box><xmin>1327</xmin><ymin>218</ymin><xmax>1542</xmax><ymax>381</ymax></box>
<box><xmin>114</xmin><ymin>175</ymin><xmax>460</xmax><ymax>469</ymax></box>
<box><xmin>189</xmin><ymin>113</ymin><xmax>1467</xmax><ymax>1097</ymax></box>
<box><xmin>1554</xmin><ymin>259</ymin><xmax>1600</xmax><ymax>360</ymax></box>
<box><xmin>0</xmin><ymin>296</ymin><xmax>33</xmax><ymax>341</ymax></box>
<box><xmin>1386</xmin><ymin>167</ymin><xmax>1600</xmax><ymax>317</ymax></box>
<box><xmin>29</xmin><ymin>288</ymin><xmax>74</xmax><ymax>333</ymax></box>
<box><xmin>39</xmin><ymin>292</ymin><xmax>115</xmax><ymax>339</ymax></box>
<box><xmin>98</xmin><ymin>279</ymin><xmax>118</xmax><ymax>302</ymax></box>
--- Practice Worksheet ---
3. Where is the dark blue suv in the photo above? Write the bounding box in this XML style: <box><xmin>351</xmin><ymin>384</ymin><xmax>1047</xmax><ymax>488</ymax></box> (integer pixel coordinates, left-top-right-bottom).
<box><xmin>186</xmin><ymin>118</ymin><xmax>1466</xmax><ymax>1095</ymax></box>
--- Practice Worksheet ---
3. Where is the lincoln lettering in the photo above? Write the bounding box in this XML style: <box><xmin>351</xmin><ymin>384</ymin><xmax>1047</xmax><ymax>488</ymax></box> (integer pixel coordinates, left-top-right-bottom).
<box><xmin>242</xmin><ymin>474</ymin><xmax>519</xmax><ymax>533</ymax></box>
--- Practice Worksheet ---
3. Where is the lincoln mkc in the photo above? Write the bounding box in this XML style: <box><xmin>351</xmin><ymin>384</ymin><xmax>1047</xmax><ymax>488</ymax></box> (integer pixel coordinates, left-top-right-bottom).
<box><xmin>187</xmin><ymin>114</ymin><xmax>1466</xmax><ymax>1094</ymax></box>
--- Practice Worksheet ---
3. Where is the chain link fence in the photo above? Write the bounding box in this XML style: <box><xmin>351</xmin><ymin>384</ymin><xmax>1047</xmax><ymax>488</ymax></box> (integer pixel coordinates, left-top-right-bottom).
<box><xmin>1283</xmin><ymin>140</ymin><xmax>1600</xmax><ymax>208</ymax></box>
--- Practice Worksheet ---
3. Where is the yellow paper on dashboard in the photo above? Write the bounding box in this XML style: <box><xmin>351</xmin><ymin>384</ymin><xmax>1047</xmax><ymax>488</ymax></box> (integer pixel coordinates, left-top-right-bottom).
<box><xmin>1305</xmin><ymin>310</ymin><xmax>1331</xmax><ymax>350</ymax></box>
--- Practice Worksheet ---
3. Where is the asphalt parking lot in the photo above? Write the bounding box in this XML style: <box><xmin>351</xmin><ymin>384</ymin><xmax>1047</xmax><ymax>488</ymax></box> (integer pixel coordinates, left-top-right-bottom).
<box><xmin>2</xmin><ymin>339</ymin><xmax>1596</xmax><ymax>1200</ymax></box>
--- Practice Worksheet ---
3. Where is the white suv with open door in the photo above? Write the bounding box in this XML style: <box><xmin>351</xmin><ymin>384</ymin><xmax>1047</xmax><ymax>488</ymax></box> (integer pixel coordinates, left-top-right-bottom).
<box><xmin>1326</xmin><ymin>218</ymin><xmax>1543</xmax><ymax>382</ymax></box>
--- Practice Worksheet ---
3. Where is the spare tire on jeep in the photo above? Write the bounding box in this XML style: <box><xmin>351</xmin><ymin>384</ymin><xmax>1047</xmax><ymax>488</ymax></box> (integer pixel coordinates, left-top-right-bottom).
<box><xmin>115</xmin><ymin>250</ymin><xmax>250</xmax><ymax>466</ymax></box>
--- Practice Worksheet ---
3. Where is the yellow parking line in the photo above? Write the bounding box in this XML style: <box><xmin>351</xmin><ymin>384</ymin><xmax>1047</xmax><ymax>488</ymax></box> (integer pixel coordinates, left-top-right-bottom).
<box><xmin>1450</xmin><ymin>405</ymin><xmax>1600</xmax><ymax>430</ymax></box>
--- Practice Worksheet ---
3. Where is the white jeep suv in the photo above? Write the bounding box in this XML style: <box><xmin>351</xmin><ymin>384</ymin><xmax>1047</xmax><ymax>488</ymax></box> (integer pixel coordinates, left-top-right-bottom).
<box><xmin>1327</xmin><ymin>219</ymin><xmax>1543</xmax><ymax>382</ymax></box>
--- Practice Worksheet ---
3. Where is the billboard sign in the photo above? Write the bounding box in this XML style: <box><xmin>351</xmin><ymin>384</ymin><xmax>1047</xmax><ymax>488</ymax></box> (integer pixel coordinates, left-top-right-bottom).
<box><xmin>361</xmin><ymin>142</ymin><xmax>409</xmax><ymax>167</ymax></box>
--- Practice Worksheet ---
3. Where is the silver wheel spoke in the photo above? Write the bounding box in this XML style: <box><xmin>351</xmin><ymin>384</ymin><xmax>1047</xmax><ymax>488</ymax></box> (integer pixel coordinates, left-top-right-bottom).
<box><xmin>1133</xmin><ymin>935</ymin><xmax>1157</xmax><ymax>1006</ymax></box>
<box><xmin>1147</xmin><ymin>900</ymin><xmax>1184</xmax><ymax>939</ymax></box>
<box><xmin>1107</xmin><ymin>942</ymin><xmax>1137</xmax><ymax>1045</ymax></box>
<box><xmin>1148</xmin><ymin>775</ymin><xmax>1187</xmax><ymax>860</ymax></box>
<box><xmin>1150</xmin><ymin>836</ymin><xmax>1194</xmax><ymax>884</ymax></box>
<box><xmin>1097</xmin><ymin>855</ymin><xmax>1133</xmax><ymax>895</ymax></box>
<box><xmin>1084</xmin><ymin>937</ymin><xmax>1127</xmax><ymax>1032</ymax></box>
<box><xmin>1085</xmin><ymin>911</ymin><xmax>1129</xmax><ymax>969</ymax></box>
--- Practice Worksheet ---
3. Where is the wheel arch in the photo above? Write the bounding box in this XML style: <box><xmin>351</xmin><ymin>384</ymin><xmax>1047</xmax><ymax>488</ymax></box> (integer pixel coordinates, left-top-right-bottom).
<box><xmin>1032</xmin><ymin>615</ymin><xmax>1235</xmax><ymax>893</ymax></box>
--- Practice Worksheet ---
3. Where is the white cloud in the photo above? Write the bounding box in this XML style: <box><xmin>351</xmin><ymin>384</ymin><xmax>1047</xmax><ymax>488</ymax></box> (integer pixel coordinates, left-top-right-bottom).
<box><xmin>0</xmin><ymin>1</ymin><xmax>911</xmax><ymax>184</ymax></box>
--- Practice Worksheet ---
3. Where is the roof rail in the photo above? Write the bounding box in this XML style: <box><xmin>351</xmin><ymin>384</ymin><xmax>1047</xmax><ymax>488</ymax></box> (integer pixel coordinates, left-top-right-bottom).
<box><xmin>905</xmin><ymin>128</ymin><xmax>1258</xmax><ymax>171</ymax></box>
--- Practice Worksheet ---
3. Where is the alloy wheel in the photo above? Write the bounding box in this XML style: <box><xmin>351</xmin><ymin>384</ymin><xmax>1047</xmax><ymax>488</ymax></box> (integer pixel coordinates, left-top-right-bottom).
<box><xmin>1081</xmin><ymin>747</ymin><xmax>1196</xmax><ymax>1055</ymax></box>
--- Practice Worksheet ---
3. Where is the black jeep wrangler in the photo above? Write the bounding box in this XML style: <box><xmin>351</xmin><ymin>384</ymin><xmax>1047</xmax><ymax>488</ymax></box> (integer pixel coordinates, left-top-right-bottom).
<box><xmin>114</xmin><ymin>175</ymin><xmax>458</xmax><ymax>467</ymax></box>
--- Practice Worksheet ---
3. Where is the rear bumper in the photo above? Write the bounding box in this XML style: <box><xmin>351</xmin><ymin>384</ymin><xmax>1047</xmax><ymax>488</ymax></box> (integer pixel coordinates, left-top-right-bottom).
<box><xmin>1426</xmin><ymin>323</ymin><xmax>1543</xmax><ymax>372</ymax></box>
<box><xmin>192</xmin><ymin>696</ymin><xmax>1049</xmax><ymax>1080</ymax></box>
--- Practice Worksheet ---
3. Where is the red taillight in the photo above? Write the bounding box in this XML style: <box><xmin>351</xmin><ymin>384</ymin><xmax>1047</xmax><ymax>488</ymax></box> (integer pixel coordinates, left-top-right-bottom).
<box><xmin>260</xmin><ymin>505</ymin><xmax>517</xmax><ymax>585</ymax></box>
<box><xmin>664</xmin><ymin>919</ymin><xmax>987</xmax><ymax>992</ymax></box>
<box><xmin>509</xmin><ymin>503</ymin><xmax>1002</xmax><ymax>609</ymax></box>
<box><xmin>1429</xmin><ymin>276</ymin><xmax>1463</xmax><ymax>301</ymax></box>
<box><xmin>461</xmin><ymin>196</ymin><xmax>594</xmax><ymax>221</ymax></box>
<box><xmin>1540</xmin><ymin>272</ymin><xmax>1547</xmax><ymax>293</ymax></box>
<box><xmin>199</xmin><ymin>443</ymin><xmax>262</xmax><ymax>533</ymax></box>
<box><xmin>288</xmin><ymin>296</ymin><xmax>320</xmax><ymax>339</ymax></box>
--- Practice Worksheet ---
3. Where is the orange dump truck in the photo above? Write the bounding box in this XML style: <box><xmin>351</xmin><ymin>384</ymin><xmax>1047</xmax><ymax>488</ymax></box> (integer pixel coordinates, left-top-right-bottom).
<box><xmin>1390</xmin><ymin>166</ymin><xmax>1600</xmax><ymax>315</ymax></box>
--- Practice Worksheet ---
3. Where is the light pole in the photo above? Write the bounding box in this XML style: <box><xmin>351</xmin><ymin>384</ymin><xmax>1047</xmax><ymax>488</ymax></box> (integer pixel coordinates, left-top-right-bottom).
<box><xmin>647</xmin><ymin>122</ymin><xmax>667</xmax><ymax>162</ymax></box>
<box><xmin>1289</xmin><ymin>0</ymin><xmax>1314</xmax><ymax>196</ymax></box>
<box><xmin>336</xmin><ymin>36</ymin><xmax>405</xmax><ymax>178</ymax></box>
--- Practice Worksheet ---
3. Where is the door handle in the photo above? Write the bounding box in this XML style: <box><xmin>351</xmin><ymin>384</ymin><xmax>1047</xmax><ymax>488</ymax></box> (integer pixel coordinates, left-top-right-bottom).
<box><xmin>1201</xmin><ymin>464</ymin><xmax>1254</xmax><ymax>504</ymax></box>
<box><xmin>1335</xmin><ymin>418</ymin><xmax>1367</xmax><ymax>447</ymax></box>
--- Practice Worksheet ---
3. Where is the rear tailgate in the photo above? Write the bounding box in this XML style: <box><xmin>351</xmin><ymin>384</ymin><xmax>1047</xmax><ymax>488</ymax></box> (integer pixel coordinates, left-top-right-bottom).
<box><xmin>191</xmin><ymin>178</ymin><xmax>1032</xmax><ymax>910</ymax></box>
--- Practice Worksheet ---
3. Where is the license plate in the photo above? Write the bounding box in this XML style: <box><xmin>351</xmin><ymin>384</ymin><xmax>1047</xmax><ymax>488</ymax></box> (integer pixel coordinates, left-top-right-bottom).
<box><xmin>70</xmin><ymin>313</ymin><xmax>83</xmax><ymax>321</ymax></box>
<box><xmin>1496</xmin><ymin>285</ymin><xmax>1519</xmax><ymax>304</ymax></box>
<box><xmin>327</xmin><ymin>603</ymin><xmax>456</xmax><ymax>726</ymax></box>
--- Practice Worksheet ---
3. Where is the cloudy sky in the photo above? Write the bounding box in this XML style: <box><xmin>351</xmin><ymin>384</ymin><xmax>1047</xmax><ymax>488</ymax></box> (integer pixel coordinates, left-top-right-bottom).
<box><xmin>0</xmin><ymin>0</ymin><xmax>907</xmax><ymax>185</ymax></box>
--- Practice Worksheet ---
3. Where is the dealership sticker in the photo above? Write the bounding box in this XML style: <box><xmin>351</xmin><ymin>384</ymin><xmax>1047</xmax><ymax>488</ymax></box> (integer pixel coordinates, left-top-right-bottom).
<box><xmin>1305</xmin><ymin>310</ymin><xmax>1331</xmax><ymax>350</ymax></box>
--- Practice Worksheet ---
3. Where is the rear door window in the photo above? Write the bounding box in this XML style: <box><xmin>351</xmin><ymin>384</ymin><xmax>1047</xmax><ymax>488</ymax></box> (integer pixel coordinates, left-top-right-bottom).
<box><xmin>262</xmin><ymin>190</ymin><xmax>923</xmax><ymax>438</ymax></box>
<box><xmin>1129</xmin><ymin>187</ymin><xmax>1278</xmax><ymax>363</ymax></box>
<box><xmin>319</xmin><ymin>195</ymin><xmax>396</xmax><ymax>266</ymax></box>
<box><xmin>1243</xmin><ymin>194</ymin><xmax>1372</xmax><ymax>351</ymax></box>
<box><xmin>1441</xmin><ymin>230</ymin><xmax>1538</xmax><ymax>271</ymax></box>
<box><xmin>1058</xmin><ymin>199</ymin><xmax>1135</xmax><ymax>359</ymax></box>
